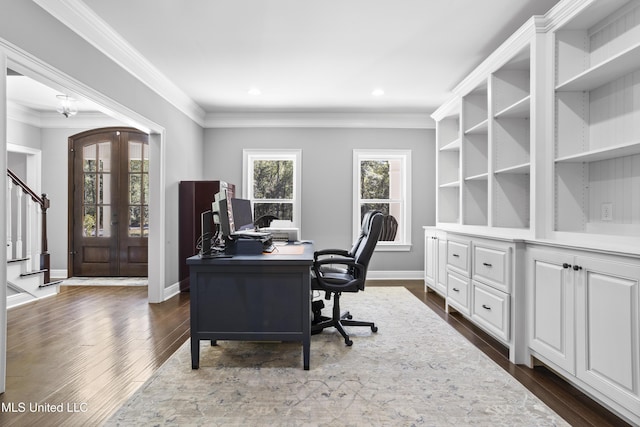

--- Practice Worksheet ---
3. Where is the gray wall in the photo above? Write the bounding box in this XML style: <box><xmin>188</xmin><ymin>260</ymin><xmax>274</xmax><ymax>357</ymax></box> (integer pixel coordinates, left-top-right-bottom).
<box><xmin>204</xmin><ymin>127</ymin><xmax>435</xmax><ymax>274</ymax></box>
<box><xmin>2</xmin><ymin>0</ymin><xmax>205</xmax><ymax>288</ymax></box>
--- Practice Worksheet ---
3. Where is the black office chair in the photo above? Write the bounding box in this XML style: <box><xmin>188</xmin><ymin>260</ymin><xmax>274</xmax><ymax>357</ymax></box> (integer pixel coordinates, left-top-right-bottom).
<box><xmin>314</xmin><ymin>210</ymin><xmax>376</xmax><ymax>274</ymax></box>
<box><xmin>379</xmin><ymin>214</ymin><xmax>398</xmax><ymax>241</ymax></box>
<box><xmin>311</xmin><ymin>211</ymin><xmax>383</xmax><ymax>346</ymax></box>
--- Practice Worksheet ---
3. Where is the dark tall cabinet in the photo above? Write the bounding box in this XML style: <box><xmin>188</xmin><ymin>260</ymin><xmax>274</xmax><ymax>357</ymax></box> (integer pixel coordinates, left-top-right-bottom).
<box><xmin>178</xmin><ymin>180</ymin><xmax>234</xmax><ymax>291</ymax></box>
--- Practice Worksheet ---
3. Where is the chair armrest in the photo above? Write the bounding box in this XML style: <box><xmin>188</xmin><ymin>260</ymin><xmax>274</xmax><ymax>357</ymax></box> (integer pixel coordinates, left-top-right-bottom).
<box><xmin>313</xmin><ymin>256</ymin><xmax>356</xmax><ymax>267</ymax></box>
<box><xmin>314</xmin><ymin>248</ymin><xmax>351</xmax><ymax>259</ymax></box>
<box><xmin>312</xmin><ymin>257</ymin><xmax>365</xmax><ymax>291</ymax></box>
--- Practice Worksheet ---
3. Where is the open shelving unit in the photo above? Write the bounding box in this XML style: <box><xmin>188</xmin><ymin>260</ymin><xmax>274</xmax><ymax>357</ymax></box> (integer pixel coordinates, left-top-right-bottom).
<box><xmin>553</xmin><ymin>0</ymin><xmax>640</xmax><ymax>240</ymax></box>
<box><xmin>462</xmin><ymin>84</ymin><xmax>489</xmax><ymax>226</ymax></box>
<box><xmin>435</xmin><ymin>105</ymin><xmax>462</xmax><ymax>224</ymax></box>
<box><xmin>432</xmin><ymin>32</ymin><xmax>535</xmax><ymax>234</ymax></box>
<box><xmin>491</xmin><ymin>47</ymin><xmax>532</xmax><ymax>229</ymax></box>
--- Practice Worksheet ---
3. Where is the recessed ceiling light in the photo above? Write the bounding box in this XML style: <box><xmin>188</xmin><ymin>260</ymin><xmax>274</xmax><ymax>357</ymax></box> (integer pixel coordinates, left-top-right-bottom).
<box><xmin>372</xmin><ymin>88</ymin><xmax>385</xmax><ymax>97</ymax></box>
<box><xmin>248</xmin><ymin>87</ymin><xmax>261</xmax><ymax>96</ymax></box>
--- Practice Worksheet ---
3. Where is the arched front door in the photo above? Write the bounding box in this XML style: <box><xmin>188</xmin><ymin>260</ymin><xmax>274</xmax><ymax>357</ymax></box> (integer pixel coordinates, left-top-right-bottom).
<box><xmin>68</xmin><ymin>128</ymin><xmax>149</xmax><ymax>277</ymax></box>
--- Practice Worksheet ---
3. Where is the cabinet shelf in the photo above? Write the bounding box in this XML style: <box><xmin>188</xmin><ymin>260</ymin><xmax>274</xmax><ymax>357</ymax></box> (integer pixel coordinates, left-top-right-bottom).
<box><xmin>494</xmin><ymin>95</ymin><xmax>530</xmax><ymax>119</ymax></box>
<box><xmin>465</xmin><ymin>173</ymin><xmax>489</xmax><ymax>181</ymax></box>
<box><xmin>555</xmin><ymin>141</ymin><xmax>640</xmax><ymax>163</ymax></box>
<box><xmin>440</xmin><ymin>180</ymin><xmax>461</xmax><ymax>188</ymax></box>
<box><xmin>495</xmin><ymin>163</ymin><xmax>530</xmax><ymax>174</ymax></box>
<box><xmin>464</xmin><ymin>119</ymin><xmax>488</xmax><ymax>135</ymax></box>
<box><xmin>440</xmin><ymin>138</ymin><xmax>461</xmax><ymax>151</ymax></box>
<box><xmin>556</xmin><ymin>42</ymin><xmax>640</xmax><ymax>92</ymax></box>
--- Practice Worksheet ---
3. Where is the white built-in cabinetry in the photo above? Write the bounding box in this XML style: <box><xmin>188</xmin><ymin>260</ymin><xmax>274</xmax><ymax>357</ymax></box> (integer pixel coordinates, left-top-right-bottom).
<box><xmin>426</xmin><ymin>0</ymin><xmax>640</xmax><ymax>424</ymax></box>
<box><xmin>553</xmin><ymin>0</ymin><xmax>640</xmax><ymax>250</ymax></box>
<box><xmin>527</xmin><ymin>245</ymin><xmax>640</xmax><ymax>423</ymax></box>
<box><xmin>424</xmin><ymin>228</ymin><xmax>526</xmax><ymax>364</ymax></box>
<box><xmin>423</xmin><ymin>227</ymin><xmax>447</xmax><ymax>296</ymax></box>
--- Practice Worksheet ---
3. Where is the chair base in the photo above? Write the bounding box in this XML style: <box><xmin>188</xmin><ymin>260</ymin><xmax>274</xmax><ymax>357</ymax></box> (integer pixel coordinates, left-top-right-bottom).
<box><xmin>311</xmin><ymin>292</ymin><xmax>377</xmax><ymax>346</ymax></box>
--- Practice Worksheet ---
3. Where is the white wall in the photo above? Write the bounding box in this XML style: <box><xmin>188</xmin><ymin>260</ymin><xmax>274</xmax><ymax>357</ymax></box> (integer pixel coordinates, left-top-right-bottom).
<box><xmin>204</xmin><ymin>127</ymin><xmax>436</xmax><ymax>274</ymax></box>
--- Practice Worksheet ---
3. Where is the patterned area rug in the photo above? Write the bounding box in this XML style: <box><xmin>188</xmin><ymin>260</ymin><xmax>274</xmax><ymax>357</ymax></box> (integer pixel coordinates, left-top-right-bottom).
<box><xmin>106</xmin><ymin>287</ymin><xmax>568</xmax><ymax>426</ymax></box>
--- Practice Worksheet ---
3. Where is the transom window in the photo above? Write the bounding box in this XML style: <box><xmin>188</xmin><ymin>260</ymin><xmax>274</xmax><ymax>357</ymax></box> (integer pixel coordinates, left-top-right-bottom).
<box><xmin>353</xmin><ymin>149</ymin><xmax>412</xmax><ymax>251</ymax></box>
<box><xmin>243</xmin><ymin>149</ymin><xmax>302</xmax><ymax>229</ymax></box>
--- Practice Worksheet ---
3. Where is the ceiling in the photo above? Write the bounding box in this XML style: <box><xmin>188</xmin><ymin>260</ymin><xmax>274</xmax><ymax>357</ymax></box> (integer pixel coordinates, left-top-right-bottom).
<box><xmin>10</xmin><ymin>0</ymin><xmax>561</xmax><ymax>122</ymax></box>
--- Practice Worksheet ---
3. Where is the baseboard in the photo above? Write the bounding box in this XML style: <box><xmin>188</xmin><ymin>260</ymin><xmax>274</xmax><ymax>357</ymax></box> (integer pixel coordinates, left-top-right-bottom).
<box><xmin>163</xmin><ymin>282</ymin><xmax>181</xmax><ymax>301</ymax></box>
<box><xmin>50</xmin><ymin>269</ymin><xmax>68</xmax><ymax>280</ymax></box>
<box><xmin>367</xmin><ymin>270</ymin><xmax>423</xmax><ymax>280</ymax></box>
<box><xmin>7</xmin><ymin>290</ymin><xmax>57</xmax><ymax>310</ymax></box>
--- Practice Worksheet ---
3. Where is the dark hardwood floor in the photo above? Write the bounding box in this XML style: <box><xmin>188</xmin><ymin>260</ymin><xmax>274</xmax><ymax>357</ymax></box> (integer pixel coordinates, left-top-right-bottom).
<box><xmin>0</xmin><ymin>282</ymin><xmax>631</xmax><ymax>426</ymax></box>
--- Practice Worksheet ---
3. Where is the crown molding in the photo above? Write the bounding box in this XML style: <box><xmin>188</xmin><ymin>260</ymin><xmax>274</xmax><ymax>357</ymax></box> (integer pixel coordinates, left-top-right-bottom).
<box><xmin>7</xmin><ymin>102</ymin><xmax>41</xmax><ymax>127</ymax></box>
<box><xmin>205</xmin><ymin>112</ymin><xmax>435</xmax><ymax>129</ymax></box>
<box><xmin>32</xmin><ymin>0</ymin><xmax>206</xmax><ymax>126</ymax></box>
<box><xmin>8</xmin><ymin>101</ymin><xmax>124</xmax><ymax>129</ymax></box>
<box><xmin>39</xmin><ymin>111</ymin><xmax>123</xmax><ymax>129</ymax></box>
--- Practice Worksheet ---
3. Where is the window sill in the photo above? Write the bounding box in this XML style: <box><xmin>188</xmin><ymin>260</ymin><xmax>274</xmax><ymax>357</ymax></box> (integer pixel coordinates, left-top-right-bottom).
<box><xmin>375</xmin><ymin>243</ymin><xmax>412</xmax><ymax>252</ymax></box>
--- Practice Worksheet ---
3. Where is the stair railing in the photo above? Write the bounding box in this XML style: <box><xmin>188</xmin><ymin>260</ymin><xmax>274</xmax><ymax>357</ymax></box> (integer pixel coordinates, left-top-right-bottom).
<box><xmin>6</xmin><ymin>169</ymin><xmax>50</xmax><ymax>283</ymax></box>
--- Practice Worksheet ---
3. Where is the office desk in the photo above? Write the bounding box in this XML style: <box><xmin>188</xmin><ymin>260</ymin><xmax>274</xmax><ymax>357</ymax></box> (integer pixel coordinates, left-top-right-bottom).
<box><xmin>187</xmin><ymin>243</ymin><xmax>314</xmax><ymax>370</ymax></box>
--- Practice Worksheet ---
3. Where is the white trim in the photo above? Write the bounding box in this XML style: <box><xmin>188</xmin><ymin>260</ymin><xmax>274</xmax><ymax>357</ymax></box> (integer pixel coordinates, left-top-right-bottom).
<box><xmin>163</xmin><ymin>281</ymin><xmax>181</xmax><ymax>301</ymax></box>
<box><xmin>206</xmin><ymin>112</ymin><xmax>435</xmax><ymax>129</ymax></box>
<box><xmin>147</xmin><ymin>131</ymin><xmax>166</xmax><ymax>303</ymax></box>
<box><xmin>49</xmin><ymin>269</ymin><xmax>68</xmax><ymax>279</ymax></box>
<box><xmin>32</xmin><ymin>0</ymin><xmax>205</xmax><ymax>126</ymax></box>
<box><xmin>1</xmin><ymin>50</ymin><xmax>8</xmax><ymax>394</ymax></box>
<box><xmin>8</xmin><ymin>102</ymin><xmax>122</xmax><ymax>129</ymax></box>
<box><xmin>366</xmin><ymin>270</ymin><xmax>424</xmax><ymax>280</ymax></box>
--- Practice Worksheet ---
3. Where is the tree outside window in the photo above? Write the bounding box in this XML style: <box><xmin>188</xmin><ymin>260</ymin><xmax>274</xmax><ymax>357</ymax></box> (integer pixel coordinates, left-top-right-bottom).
<box><xmin>354</xmin><ymin>150</ymin><xmax>412</xmax><ymax>250</ymax></box>
<box><xmin>252</xmin><ymin>159</ymin><xmax>294</xmax><ymax>221</ymax></box>
<box><xmin>243</xmin><ymin>150</ymin><xmax>301</xmax><ymax>229</ymax></box>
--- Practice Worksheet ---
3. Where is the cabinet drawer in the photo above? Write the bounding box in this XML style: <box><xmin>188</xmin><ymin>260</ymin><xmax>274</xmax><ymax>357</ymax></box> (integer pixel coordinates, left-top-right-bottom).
<box><xmin>472</xmin><ymin>281</ymin><xmax>509</xmax><ymax>342</ymax></box>
<box><xmin>447</xmin><ymin>240</ymin><xmax>470</xmax><ymax>276</ymax></box>
<box><xmin>447</xmin><ymin>270</ymin><xmax>470</xmax><ymax>314</ymax></box>
<box><xmin>473</xmin><ymin>244</ymin><xmax>510</xmax><ymax>293</ymax></box>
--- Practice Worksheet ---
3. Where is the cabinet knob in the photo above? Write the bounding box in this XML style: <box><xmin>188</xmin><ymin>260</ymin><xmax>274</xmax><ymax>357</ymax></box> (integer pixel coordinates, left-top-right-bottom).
<box><xmin>573</xmin><ymin>265</ymin><xmax>583</xmax><ymax>271</ymax></box>
<box><xmin>482</xmin><ymin>304</ymin><xmax>491</xmax><ymax>311</ymax></box>
<box><xmin>563</xmin><ymin>263</ymin><xmax>571</xmax><ymax>269</ymax></box>
<box><xmin>482</xmin><ymin>262</ymin><xmax>492</xmax><ymax>267</ymax></box>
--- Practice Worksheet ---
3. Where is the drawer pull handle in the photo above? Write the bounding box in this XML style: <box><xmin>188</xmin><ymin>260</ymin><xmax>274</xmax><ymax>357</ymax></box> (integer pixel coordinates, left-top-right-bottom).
<box><xmin>452</xmin><ymin>254</ymin><xmax>460</xmax><ymax>258</ymax></box>
<box><xmin>482</xmin><ymin>262</ymin><xmax>492</xmax><ymax>267</ymax></box>
<box><xmin>452</xmin><ymin>288</ymin><xmax>460</xmax><ymax>292</ymax></box>
<box><xmin>482</xmin><ymin>304</ymin><xmax>491</xmax><ymax>310</ymax></box>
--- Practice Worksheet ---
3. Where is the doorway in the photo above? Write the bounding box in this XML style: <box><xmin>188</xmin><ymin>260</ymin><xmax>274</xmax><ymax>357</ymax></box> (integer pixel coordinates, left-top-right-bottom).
<box><xmin>68</xmin><ymin>127</ymin><xmax>149</xmax><ymax>277</ymax></box>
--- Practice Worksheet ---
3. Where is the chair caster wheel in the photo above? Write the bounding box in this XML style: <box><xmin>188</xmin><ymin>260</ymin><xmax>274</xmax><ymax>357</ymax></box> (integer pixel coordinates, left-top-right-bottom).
<box><xmin>345</xmin><ymin>339</ymin><xmax>353</xmax><ymax>346</ymax></box>
<box><xmin>346</xmin><ymin>314</ymin><xmax>353</xmax><ymax>319</ymax></box>
<box><xmin>371</xmin><ymin>326</ymin><xmax>378</xmax><ymax>333</ymax></box>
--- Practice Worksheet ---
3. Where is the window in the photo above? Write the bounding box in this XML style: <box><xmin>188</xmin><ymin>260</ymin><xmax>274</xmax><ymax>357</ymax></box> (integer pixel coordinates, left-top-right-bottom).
<box><xmin>243</xmin><ymin>149</ymin><xmax>302</xmax><ymax>229</ymax></box>
<box><xmin>354</xmin><ymin>149</ymin><xmax>412</xmax><ymax>251</ymax></box>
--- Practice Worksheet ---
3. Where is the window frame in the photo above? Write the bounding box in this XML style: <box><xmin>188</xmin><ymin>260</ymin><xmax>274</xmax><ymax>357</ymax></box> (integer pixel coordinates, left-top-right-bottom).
<box><xmin>353</xmin><ymin>149</ymin><xmax>412</xmax><ymax>251</ymax></box>
<box><xmin>242</xmin><ymin>149</ymin><xmax>302</xmax><ymax>230</ymax></box>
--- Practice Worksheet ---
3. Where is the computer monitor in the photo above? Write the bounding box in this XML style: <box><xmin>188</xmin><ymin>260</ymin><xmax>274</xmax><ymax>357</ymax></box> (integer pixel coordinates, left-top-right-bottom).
<box><xmin>212</xmin><ymin>189</ymin><xmax>233</xmax><ymax>237</ymax></box>
<box><xmin>231</xmin><ymin>198</ymin><xmax>254</xmax><ymax>231</ymax></box>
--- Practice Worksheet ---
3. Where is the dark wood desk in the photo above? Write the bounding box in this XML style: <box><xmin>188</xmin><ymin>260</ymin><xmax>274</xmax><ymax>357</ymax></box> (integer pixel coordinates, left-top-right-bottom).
<box><xmin>187</xmin><ymin>243</ymin><xmax>314</xmax><ymax>370</ymax></box>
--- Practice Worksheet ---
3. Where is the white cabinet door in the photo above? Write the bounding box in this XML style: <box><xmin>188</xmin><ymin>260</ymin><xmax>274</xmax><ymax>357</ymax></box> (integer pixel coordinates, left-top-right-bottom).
<box><xmin>528</xmin><ymin>248</ymin><xmax>575</xmax><ymax>374</ymax></box>
<box><xmin>424</xmin><ymin>231</ymin><xmax>437</xmax><ymax>289</ymax></box>
<box><xmin>575</xmin><ymin>255</ymin><xmax>640</xmax><ymax>413</ymax></box>
<box><xmin>437</xmin><ymin>239</ymin><xmax>448</xmax><ymax>295</ymax></box>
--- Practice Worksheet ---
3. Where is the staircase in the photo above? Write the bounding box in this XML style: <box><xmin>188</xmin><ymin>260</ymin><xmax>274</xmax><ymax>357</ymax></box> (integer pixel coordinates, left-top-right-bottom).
<box><xmin>6</xmin><ymin>169</ymin><xmax>59</xmax><ymax>308</ymax></box>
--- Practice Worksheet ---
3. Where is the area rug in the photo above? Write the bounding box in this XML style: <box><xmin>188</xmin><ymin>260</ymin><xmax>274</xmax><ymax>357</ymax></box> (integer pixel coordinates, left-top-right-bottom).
<box><xmin>106</xmin><ymin>287</ymin><xmax>568</xmax><ymax>426</ymax></box>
